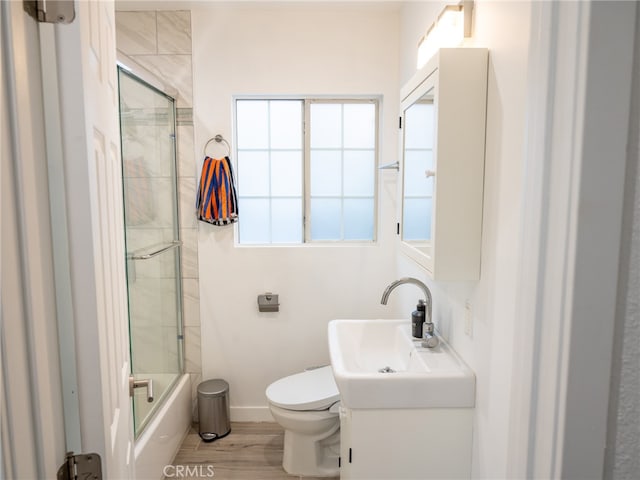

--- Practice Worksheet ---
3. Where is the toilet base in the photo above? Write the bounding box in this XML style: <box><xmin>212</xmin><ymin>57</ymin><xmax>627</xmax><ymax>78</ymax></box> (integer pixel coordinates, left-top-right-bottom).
<box><xmin>265</xmin><ymin>366</ymin><xmax>341</xmax><ymax>477</ymax></box>
<box><xmin>282</xmin><ymin>426</ymin><xmax>340</xmax><ymax>477</ymax></box>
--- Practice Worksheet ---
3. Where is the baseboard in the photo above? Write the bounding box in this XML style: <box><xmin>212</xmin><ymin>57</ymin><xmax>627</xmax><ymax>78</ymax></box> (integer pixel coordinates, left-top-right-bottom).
<box><xmin>230</xmin><ymin>406</ymin><xmax>274</xmax><ymax>422</ymax></box>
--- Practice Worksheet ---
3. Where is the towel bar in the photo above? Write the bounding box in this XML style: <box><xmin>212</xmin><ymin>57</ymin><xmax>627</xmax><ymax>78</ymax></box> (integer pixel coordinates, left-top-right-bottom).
<box><xmin>203</xmin><ymin>134</ymin><xmax>231</xmax><ymax>157</ymax></box>
<box><xmin>129</xmin><ymin>240</ymin><xmax>182</xmax><ymax>260</ymax></box>
<box><xmin>378</xmin><ymin>161</ymin><xmax>399</xmax><ymax>171</ymax></box>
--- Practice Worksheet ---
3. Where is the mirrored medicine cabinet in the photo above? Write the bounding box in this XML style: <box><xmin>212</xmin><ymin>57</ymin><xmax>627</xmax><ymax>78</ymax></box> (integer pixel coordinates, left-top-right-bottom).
<box><xmin>399</xmin><ymin>48</ymin><xmax>488</xmax><ymax>281</ymax></box>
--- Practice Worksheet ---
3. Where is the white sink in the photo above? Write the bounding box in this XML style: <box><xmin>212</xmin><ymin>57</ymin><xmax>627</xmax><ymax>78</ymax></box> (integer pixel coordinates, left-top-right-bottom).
<box><xmin>328</xmin><ymin>319</ymin><xmax>475</xmax><ymax>409</ymax></box>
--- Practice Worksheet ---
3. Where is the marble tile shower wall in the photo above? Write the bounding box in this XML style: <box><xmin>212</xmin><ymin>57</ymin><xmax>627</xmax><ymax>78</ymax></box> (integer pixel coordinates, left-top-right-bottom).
<box><xmin>116</xmin><ymin>10</ymin><xmax>202</xmax><ymax>418</ymax></box>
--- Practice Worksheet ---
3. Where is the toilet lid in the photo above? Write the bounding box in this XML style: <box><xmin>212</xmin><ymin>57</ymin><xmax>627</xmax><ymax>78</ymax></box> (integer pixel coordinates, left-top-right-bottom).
<box><xmin>266</xmin><ymin>366</ymin><xmax>340</xmax><ymax>411</ymax></box>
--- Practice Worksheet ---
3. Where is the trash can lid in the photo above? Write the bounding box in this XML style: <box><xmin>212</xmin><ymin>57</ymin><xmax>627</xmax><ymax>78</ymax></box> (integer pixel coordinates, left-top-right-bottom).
<box><xmin>198</xmin><ymin>379</ymin><xmax>229</xmax><ymax>397</ymax></box>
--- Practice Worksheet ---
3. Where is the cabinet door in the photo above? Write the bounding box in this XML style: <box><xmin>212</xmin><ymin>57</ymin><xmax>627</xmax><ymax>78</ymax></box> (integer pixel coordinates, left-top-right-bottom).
<box><xmin>339</xmin><ymin>405</ymin><xmax>352</xmax><ymax>478</ymax></box>
<box><xmin>400</xmin><ymin>48</ymin><xmax>488</xmax><ymax>281</ymax></box>
<box><xmin>340</xmin><ymin>407</ymin><xmax>474</xmax><ymax>479</ymax></box>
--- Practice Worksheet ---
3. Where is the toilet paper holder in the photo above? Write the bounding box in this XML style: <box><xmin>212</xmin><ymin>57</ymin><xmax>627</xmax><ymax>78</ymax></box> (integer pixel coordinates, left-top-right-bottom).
<box><xmin>257</xmin><ymin>292</ymin><xmax>279</xmax><ymax>312</ymax></box>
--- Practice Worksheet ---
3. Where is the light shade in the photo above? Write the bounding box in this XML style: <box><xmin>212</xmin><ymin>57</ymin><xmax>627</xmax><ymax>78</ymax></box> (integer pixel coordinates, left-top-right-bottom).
<box><xmin>417</xmin><ymin>3</ymin><xmax>471</xmax><ymax>69</ymax></box>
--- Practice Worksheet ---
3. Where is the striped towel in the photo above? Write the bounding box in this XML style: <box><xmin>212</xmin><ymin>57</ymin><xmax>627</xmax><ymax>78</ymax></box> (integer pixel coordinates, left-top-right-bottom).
<box><xmin>196</xmin><ymin>156</ymin><xmax>239</xmax><ymax>226</ymax></box>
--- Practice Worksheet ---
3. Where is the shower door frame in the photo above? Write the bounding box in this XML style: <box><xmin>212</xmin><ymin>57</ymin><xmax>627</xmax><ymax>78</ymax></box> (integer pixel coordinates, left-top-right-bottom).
<box><xmin>117</xmin><ymin>52</ymin><xmax>185</xmax><ymax>437</ymax></box>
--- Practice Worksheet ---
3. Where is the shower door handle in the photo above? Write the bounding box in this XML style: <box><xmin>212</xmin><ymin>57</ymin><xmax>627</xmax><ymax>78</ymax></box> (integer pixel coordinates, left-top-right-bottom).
<box><xmin>129</xmin><ymin>376</ymin><xmax>154</xmax><ymax>403</ymax></box>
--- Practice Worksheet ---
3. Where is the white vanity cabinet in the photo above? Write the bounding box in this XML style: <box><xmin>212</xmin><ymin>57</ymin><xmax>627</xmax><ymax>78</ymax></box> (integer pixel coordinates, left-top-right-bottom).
<box><xmin>329</xmin><ymin>319</ymin><xmax>476</xmax><ymax>479</ymax></box>
<box><xmin>400</xmin><ymin>48</ymin><xmax>488</xmax><ymax>280</ymax></box>
<box><xmin>338</xmin><ymin>405</ymin><xmax>473</xmax><ymax>479</ymax></box>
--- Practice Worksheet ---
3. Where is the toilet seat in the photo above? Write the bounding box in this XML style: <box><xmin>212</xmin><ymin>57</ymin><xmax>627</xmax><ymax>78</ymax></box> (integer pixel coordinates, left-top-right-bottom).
<box><xmin>266</xmin><ymin>366</ymin><xmax>339</xmax><ymax>411</ymax></box>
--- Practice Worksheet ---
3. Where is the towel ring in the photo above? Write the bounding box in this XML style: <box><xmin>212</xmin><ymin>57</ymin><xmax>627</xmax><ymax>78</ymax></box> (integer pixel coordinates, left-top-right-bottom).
<box><xmin>203</xmin><ymin>134</ymin><xmax>231</xmax><ymax>157</ymax></box>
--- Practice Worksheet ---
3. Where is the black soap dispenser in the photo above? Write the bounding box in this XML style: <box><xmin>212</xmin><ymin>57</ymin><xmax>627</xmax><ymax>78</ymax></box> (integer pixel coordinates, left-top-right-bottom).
<box><xmin>411</xmin><ymin>300</ymin><xmax>426</xmax><ymax>338</ymax></box>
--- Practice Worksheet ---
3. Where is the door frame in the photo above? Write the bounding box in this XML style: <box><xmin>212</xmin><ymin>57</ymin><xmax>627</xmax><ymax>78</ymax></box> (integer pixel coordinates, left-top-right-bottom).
<box><xmin>509</xmin><ymin>1</ymin><xmax>638</xmax><ymax>478</ymax></box>
<box><xmin>1</xmin><ymin>1</ymin><xmax>67</xmax><ymax>477</ymax></box>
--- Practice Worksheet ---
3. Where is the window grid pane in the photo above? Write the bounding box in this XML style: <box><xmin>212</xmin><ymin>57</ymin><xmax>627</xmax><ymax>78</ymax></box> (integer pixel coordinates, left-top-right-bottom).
<box><xmin>236</xmin><ymin>99</ymin><xmax>376</xmax><ymax>244</ymax></box>
<box><xmin>309</xmin><ymin>102</ymin><xmax>376</xmax><ymax>242</ymax></box>
<box><xmin>236</xmin><ymin>100</ymin><xmax>303</xmax><ymax>244</ymax></box>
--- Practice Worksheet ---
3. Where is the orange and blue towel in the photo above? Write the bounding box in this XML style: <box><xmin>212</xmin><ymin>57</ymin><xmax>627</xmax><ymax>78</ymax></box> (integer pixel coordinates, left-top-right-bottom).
<box><xmin>196</xmin><ymin>156</ymin><xmax>239</xmax><ymax>225</ymax></box>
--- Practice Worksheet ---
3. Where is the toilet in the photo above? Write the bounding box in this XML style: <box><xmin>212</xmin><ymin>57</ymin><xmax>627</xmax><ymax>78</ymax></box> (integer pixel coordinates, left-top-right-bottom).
<box><xmin>266</xmin><ymin>366</ymin><xmax>341</xmax><ymax>477</ymax></box>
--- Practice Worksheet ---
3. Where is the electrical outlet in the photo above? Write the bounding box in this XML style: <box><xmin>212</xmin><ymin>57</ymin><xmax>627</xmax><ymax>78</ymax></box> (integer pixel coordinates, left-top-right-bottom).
<box><xmin>464</xmin><ymin>301</ymin><xmax>473</xmax><ymax>337</ymax></box>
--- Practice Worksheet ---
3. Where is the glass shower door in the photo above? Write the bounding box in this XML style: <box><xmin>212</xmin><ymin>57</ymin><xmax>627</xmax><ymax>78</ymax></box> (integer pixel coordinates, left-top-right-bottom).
<box><xmin>118</xmin><ymin>67</ymin><xmax>183</xmax><ymax>436</ymax></box>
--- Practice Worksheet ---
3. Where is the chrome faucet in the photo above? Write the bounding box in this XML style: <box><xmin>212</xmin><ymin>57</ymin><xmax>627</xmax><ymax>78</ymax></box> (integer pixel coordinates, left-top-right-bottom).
<box><xmin>380</xmin><ymin>277</ymin><xmax>438</xmax><ymax>348</ymax></box>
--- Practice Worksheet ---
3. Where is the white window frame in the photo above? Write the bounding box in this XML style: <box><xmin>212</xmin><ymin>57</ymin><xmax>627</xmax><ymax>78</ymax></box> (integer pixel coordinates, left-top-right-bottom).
<box><xmin>232</xmin><ymin>95</ymin><xmax>380</xmax><ymax>246</ymax></box>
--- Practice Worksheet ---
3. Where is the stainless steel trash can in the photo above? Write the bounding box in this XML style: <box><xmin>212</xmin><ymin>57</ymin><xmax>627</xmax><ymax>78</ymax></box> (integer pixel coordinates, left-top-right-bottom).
<box><xmin>198</xmin><ymin>379</ymin><xmax>230</xmax><ymax>442</ymax></box>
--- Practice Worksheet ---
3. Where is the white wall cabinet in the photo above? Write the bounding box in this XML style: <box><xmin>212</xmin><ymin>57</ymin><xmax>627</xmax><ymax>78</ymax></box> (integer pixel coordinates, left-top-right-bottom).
<box><xmin>399</xmin><ymin>48</ymin><xmax>488</xmax><ymax>281</ymax></box>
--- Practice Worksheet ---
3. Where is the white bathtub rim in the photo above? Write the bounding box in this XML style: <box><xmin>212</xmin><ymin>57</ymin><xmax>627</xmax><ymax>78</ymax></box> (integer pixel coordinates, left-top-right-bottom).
<box><xmin>134</xmin><ymin>373</ymin><xmax>191</xmax><ymax>480</ymax></box>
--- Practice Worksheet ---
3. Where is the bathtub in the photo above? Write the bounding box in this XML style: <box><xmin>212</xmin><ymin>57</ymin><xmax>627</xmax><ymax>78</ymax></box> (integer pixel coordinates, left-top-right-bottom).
<box><xmin>134</xmin><ymin>374</ymin><xmax>191</xmax><ymax>479</ymax></box>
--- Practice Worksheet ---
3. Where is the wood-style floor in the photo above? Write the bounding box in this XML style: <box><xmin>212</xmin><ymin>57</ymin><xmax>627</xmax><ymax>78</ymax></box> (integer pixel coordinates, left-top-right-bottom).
<box><xmin>170</xmin><ymin>422</ymin><xmax>339</xmax><ymax>480</ymax></box>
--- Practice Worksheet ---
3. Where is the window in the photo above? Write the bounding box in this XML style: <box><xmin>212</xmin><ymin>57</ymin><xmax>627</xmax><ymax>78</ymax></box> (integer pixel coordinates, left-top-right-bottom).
<box><xmin>235</xmin><ymin>98</ymin><xmax>378</xmax><ymax>244</ymax></box>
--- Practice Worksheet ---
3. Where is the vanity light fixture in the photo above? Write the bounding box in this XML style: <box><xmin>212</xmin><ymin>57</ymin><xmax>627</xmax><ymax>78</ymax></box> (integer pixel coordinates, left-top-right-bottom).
<box><xmin>416</xmin><ymin>1</ymin><xmax>474</xmax><ymax>69</ymax></box>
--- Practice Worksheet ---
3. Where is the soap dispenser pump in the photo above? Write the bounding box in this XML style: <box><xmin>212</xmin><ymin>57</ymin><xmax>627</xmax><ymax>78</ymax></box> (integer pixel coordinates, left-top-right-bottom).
<box><xmin>411</xmin><ymin>300</ymin><xmax>426</xmax><ymax>338</ymax></box>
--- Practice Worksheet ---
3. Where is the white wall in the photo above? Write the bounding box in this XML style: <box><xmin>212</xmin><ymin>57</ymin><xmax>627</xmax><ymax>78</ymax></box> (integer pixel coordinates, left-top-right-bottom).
<box><xmin>192</xmin><ymin>2</ymin><xmax>403</xmax><ymax>420</ymax></box>
<box><xmin>606</xmin><ymin>4</ymin><xmax>640</xmax><ymax>476</ymax></box>
<box><xmin>608</xmin><ymin>101</ymin><xmax>640</xmax><ymax>478</ymax></box>
<box><xmin>399</xmin><ymin>1</ymin><xmax>442</xmax><ymax>84</ymax></box>
<box><xmin>398</xmin><ymin>1</ymin><xmax>531</xmax><ymax>478</ymax></box>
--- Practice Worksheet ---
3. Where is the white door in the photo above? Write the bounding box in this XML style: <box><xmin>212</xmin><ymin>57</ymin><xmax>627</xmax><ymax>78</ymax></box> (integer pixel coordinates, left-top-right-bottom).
<box><xmin>44</xmin><ymin>0</ymin><xmax>134</xmax><ymax>477</ymax></box>
<box><xmin>2</xmin><ymin>0</ymin><xmax>132</xmax><ymax>477</ymax></box>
